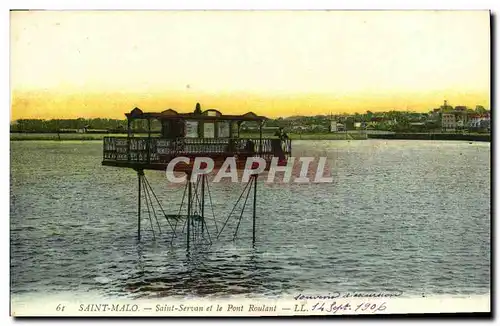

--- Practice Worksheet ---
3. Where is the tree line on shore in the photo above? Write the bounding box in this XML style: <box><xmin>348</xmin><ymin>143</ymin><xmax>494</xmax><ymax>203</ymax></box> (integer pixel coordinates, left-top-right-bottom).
<box><xmin>11</xmin><ymin>118</ymin><xmax>142</xmax><ymax>133</ymax></box>
<box><xmin>10</xmin><ymin>106</ymin><xmax>490</xmax><ymax>134</ymax></box>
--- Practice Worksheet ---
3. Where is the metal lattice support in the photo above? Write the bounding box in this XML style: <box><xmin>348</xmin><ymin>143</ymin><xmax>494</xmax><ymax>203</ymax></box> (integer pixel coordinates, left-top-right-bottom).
<box><xmin>142</xmin><ymin>176</ymin><xmax>176</xmax><ymax>234</ymax></box>
<box><xmin>177</xmin><ymin>174</ymin><xmax>215</xmax><ymax>250</ymax></box>
<box><xmin>135</xmin><ymin>171</ymin><xmax>259</xmax><ymax>250</ymax></box>
<box><xmin>216</xmin><ymin>174</ymin><xmax>258</xmax><ymax>243</ymax></box>
<box><xmin>136</xmin><ymin>170</ymin><xmax>178</xmax><ymax>242</ymax></box>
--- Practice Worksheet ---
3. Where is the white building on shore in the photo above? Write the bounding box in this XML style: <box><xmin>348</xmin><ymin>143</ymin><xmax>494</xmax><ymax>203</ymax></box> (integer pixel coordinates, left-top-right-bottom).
<box><xmin>441</xmin><ymin>112</ymin><xmax>456</xmax><ymax>131</ymax></box>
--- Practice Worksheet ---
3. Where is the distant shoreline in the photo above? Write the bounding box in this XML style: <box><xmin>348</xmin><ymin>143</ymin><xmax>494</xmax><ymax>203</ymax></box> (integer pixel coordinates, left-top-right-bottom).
<box><xmin>9</xmin><ymin>132</ymin><xmax>490</xmax><ymax>142</ymax></box>
<box><xmin>9</xmin><ymin>132</ymin><xmax>368</xmax><ymax>141</ymax></box>
<box><xmin>367</xmin><ymin>132</ymin><xmax>491</xmax><ymax>142</ymax></box>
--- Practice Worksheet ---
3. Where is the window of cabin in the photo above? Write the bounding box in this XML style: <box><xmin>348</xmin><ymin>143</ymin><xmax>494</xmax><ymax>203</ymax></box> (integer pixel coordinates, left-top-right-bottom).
<box><xmin>185</xmin><ymin>120</ymin><xmax>199</xmax><ymax>138</ymax></box>
<box><xmin>161</xmin><ymin>120</ymin><xmax>171</xmax><ymax>138</ymax></box>
<box><xmin>204</xmin><ymin>122</ymin><xmax>215</xmax><ymax>138</ymax></box>
<box><xmin>231</xmin><ymin>122</ymin><xmax>239</xmax><ymax>138</ymax></box>
<box><xmin>218</xmin><ymin>121</ymin><xmax>230</xmax><ymax>138</ymax></box>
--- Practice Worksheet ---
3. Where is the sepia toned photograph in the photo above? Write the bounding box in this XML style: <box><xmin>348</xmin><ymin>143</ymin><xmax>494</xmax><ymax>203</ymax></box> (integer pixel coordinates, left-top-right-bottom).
<box><xmin>9</xmin><ymin>9</ymin><xmax>491</xmax><ymax>317</ymax></box>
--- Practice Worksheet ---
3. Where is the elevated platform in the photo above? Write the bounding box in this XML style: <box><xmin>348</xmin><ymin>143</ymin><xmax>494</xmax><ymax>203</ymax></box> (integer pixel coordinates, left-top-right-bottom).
<box><xmin>101</xmin><ymin>103</ymin><xmax>292</xmax><ymax>172</ymax></box>
<box><xmin>102</xmin><ymin>136</ymin><xmax>291</xmax><ymax>172</ymax></box>
<box><xmin>101</xmin><ymin>103</ymin><xmax>288</xmax><ymax>248</ymax></box>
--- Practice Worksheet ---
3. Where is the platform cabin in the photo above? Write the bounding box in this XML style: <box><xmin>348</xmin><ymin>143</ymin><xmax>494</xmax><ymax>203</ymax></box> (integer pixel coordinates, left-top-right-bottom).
<box><xmin>102</xmin><ymin>103</ymin><xmax>291</xmax><ymax>173</ymax></box>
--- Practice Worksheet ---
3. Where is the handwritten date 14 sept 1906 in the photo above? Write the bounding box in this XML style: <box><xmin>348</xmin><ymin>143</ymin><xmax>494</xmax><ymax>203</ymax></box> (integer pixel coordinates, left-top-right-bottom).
<box><xmin>296</xmin><ymin>301</ymin><xmax>387</xmax><ymax>314</ymax></box>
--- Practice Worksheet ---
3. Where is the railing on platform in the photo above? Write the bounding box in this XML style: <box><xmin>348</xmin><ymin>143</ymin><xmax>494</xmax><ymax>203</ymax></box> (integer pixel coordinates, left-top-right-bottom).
<box><xmin>103</xmin><ymin>137</ymin><xmax>292</xmax><ymax>164</ymax></box>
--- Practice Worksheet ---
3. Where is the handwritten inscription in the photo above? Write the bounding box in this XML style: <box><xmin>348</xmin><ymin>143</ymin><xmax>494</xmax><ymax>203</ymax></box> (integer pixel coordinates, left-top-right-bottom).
<box><xmin>309</xmin><ymin>301</ymin><xmax>387</xmax><ymax>314</ymax></box>
<box><xmin>294</xmin><ymin>291</ymin><xmax>403</xmax><ymax>300</ymax></box>
<box><xmin>291</xmin><ymin>291</ymin><xmax>401</xmax><ymax>314</ymax></box>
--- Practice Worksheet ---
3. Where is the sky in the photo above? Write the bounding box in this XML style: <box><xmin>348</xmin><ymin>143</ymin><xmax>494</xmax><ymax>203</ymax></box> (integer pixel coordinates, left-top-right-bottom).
<box><xmin>10</xmin><ymin>10</ymin><xmax>490</xmax><ymax>120</ymax></box>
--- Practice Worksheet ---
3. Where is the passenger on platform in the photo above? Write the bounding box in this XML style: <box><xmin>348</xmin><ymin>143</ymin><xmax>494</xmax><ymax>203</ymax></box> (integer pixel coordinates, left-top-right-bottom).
<box><xmin>177</xmin><ymin>120</ymin><xmax>186</xmax><ymax>138</ymax></box>
<box><xmin>274</xmin><ymin>127</ymin><xmax>289</xmax><ymax>141</ymax></box>
<box><xmin>274</xmin><ymin>127</ymin><xmax>289</xmax><ymax>154</ymax></box>
<box><xmin>174</xmin><ymin>120</ymin><xmax>185</xmax><ymax>152</ymax></box>
<box><xmin>245</xmin><ymin>139</ymin><xmax>255</xmax><ymax>154</ymax></box>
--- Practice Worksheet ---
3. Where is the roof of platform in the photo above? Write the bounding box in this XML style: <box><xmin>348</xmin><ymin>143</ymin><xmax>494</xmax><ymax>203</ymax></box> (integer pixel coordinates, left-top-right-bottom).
<box><xmin>125</xmin><ymin>103</ymin><xmax>268</xmax><ymax>122</ymax></box>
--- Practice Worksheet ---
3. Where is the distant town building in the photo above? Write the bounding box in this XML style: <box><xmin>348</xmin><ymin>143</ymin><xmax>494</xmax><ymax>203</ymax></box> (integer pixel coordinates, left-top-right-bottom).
<box><xmin>330</xmin><ymin>120</ymin><xmax>337</xmax><ymax>132</ymax></box>
<box><xmin>469</xmin><ymin>113</ymin><xmax>491</xmax><ymax>131</ymax></box>
<box><xmin>441</xmin><ymin>112</ymin><xmax>456</xmax><ymax>131</ymax></box>
<box><xmin>455</xmin><ymin>111</ymin><xmax>469</xmax><ymax>131</ymax></box>
<box><xmin>328</xmin><ymin>119</ymin><xmax>347</xmax><ymax>132</ymax></box>
<box><xmin>439</xmin><ymin>102</ymin><xmax>490</xmax><ymax>132</ymax></box>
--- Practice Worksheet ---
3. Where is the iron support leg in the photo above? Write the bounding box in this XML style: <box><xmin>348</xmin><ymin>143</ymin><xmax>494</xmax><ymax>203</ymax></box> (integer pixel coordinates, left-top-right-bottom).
<box><xmin>137</xmin><ymin>169</ymin><xmax>144</xmax><ymax>241</ymax></box>
<box><xmin>187</xmin><ymin>176</ymin><xmax>192</xmax><ymax>251</ymax></box>
<box><xmin>252</xmin><ymin>175</ymin><xmax>257</xmax><ymax>245</ymax></box>
<box><xmin>201</xmin><ymin>175</ymin><xmax>205</xmax><ymax>234</ymax></box>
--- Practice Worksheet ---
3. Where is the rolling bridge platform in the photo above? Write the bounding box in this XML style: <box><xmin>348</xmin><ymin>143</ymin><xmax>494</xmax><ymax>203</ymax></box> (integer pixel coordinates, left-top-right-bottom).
<box><xmin>101</xmin><ymin>102</ymin><xmax>292</xmax><ymax>250</ymax></box>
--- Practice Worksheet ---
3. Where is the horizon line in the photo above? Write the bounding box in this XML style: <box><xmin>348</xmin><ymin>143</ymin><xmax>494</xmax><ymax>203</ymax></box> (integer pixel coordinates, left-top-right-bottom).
<box><xmin>10</xmin><ymin>106</ymin><xmax>491</xmax><ymax>122</ymax></box>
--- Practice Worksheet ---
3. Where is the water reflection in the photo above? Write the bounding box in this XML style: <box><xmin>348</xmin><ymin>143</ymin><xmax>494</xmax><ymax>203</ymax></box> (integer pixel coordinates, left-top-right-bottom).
<box><xmin>120</xmin><ymin>241</ymin><xmax>275</xmax><ymax>298</ymax></box>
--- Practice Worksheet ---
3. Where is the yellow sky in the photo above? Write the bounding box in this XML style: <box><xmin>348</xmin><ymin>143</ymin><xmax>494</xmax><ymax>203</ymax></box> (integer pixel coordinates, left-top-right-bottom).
<box><xmin>10</xmin><ymin>10</ymin><xmax>490</xmax><ymax>120</ymax></box>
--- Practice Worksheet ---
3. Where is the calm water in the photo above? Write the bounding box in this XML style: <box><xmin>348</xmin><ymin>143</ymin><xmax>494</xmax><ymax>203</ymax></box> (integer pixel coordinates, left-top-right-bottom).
<box><xmin>10</xmin><ymin>140</ymin><xmax>490</xmax><ymax>300</ymax></box>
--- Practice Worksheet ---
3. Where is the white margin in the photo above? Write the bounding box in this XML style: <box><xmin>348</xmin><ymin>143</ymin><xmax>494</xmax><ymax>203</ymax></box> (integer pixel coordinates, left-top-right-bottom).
<box><xmin>3</xmin><ymin>1</ymin><xmax>498</xmax><ymax>326</ymax></box>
